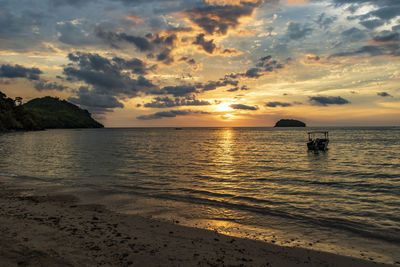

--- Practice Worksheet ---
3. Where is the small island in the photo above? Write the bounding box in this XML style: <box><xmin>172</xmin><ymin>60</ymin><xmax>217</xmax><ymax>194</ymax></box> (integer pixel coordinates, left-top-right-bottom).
<box><xmin>1</xmin><ymin>91</ymin><xmax>103</xmax><ymax>131</ymax></box>
<box><xmin>274</xmin><ymin>119</ymin><xmax>306</xmax><ymax>127</ymax></box>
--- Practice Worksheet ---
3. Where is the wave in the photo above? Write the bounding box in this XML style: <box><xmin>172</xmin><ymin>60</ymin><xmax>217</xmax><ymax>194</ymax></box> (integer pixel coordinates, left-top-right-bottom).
<box><xmin>112</xmin><ymin>185</ymin><xmax>400</xmax><ymax>244</ymax></box>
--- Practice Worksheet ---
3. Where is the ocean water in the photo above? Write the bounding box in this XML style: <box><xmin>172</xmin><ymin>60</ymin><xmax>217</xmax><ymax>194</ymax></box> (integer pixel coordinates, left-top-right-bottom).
<box><xmin>0</xmin><ymin>127</ymin><xmax>399</xmax><ymax>264</ymax></box>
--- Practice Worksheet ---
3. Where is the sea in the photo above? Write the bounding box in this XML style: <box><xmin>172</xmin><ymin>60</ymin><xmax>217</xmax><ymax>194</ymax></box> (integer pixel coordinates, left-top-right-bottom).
<box><xmin>0</xmin><ymin>127</ymin><xmax>399</xmax><ymax>264</ymax></box>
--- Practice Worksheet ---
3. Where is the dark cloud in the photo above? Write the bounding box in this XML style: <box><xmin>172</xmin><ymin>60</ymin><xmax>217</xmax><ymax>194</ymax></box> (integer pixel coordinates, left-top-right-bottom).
<box><xmin>68</xmin><ymin>87</ymin><xmax>124</xmax><ymax>111</ymax></box>
<box><xmin>96</xmin><ymin>28</ymin><xmax>179</xmax><ymax>63</ymax></box>
<box><xmin>96</xmin><ymin>28</ymin><xmax>153</xmax><ymax>51</ymax></box>
<box><xmin>377</xmin><ymin>92</ymin><xmax>393</xmax><ymax>97</ymax></box>
<box><xmin>286</xmin><ymin>22</ymin><xmax>313</xmax><ymax>40</ymax></box>
<box><xmin>257</xmin><ymin>56</ymin><xmax>284</xmax><ymax>71</ymax></box>
<box><xmin>309</xmin><ymin>96</ymin><xmax>350</xmax><ymax>106</ymax></box>
<box><xmin>341</xmin><ymin>27</ymin><xmax>367</xmax><ymax>42</ymax></box>
<box><xmin>150</xmin><ymin>78</ymin><xmax>238</xmax><ymax>97</ymax></box>
<box><xmin>230</xmin><ymin>104</ymin><xmax>258</xmax><ymax>110</ymax></box>
<box><xmin>183</xmin><ymin>1</ymin><xmax>262</xmax><ymax>35</ymax></box>
<box><xmin>315</xmin><ymin>13</ymin><xmax>337</xmax><ymax>30</ymax></box>
<box><xmin>137</xmin><ymin>109</ymin><xmax>209</xmax><ymax>120</ymax></box>
<box><xmin>334</xmin><ymin>0</ymin><xmax>400</xmax><ymax>26</ymax></box>
<box><xmin>112</xmin><ymin>57</ymin><xmax>152</xmax><ymax>74</ymax></box>
<box><xmin>155</xmin><ymin>85</ymin><xmax>198</xmax><ymax>97</ymax></box>
<box><xmin>360</xmin><ymin>19</ymin><xmax>385</xmax><ymax>30</ymax></box>
<box><xmin>228</xmin><ymin>55</ymin><xmax>284</xmax><ymax>79</ymax></box>
<box><xmin>57</xmin><ymin>22</ymin><xmax>96</xmax><ymax>46</ymax></box>
<box><xmin>156</xmin><ymin>49</ymin><xmax>174</xmax><ymax>64</ymax></box>
<box><xmin>0</xmin><ymin>64</ymin><xmax>42</xmax><ymax>80</ymax></box>
<box><xmin>49</xmin><ymin>0</ymin><xmax>99</xmax><ymax>7</ymax></box>
<box><xmin>202</xmin><ymin>79</ymin><xmax>238</xmax><ymax>91</ymax></box>
<box><xmin>227</xmin><ymin>85</ymin><xmax>249</xmax><ymax>92</ymax></box>
<box><xmin>368</xmin><ymin>6</ymin><xmax>400</xmax><ymax>21</ymax></box>
<box><xmin>179</xmin><ymin>57</ymin><xmax>196</xmax><ymax>65</ymax></box>
<box><xmin>64</xmin><ymin>52</ymin><xmax>157</xmax><ymax>113</ymax></box>
<box><xmin>243</xmin><ymin>68</ymin><xmax>263</xmax><ymax>78</ymax></box>
<box><xmin>144</xmin><ymin>96</ymin><xmax>211</xmax><ymax>108</ymax></box>
<box><xmin>193</xmin><ymin>34</ymin><xmax>216</xmax><ymax>54</ymax></box>
<box><xmin>34</xmin><ymin>81</ymin><xmax>68</xmax><ymax>91</ymax></box>
<box><xmin>0</xmin><ymin>10</ymin><xmax>41</xmax><ymax>38</ymax></box>
<box><xmin>329</xmin><ymin>44</ymin><xmax>400</xmax><ymax>57</ymax></box>
<box><xmin>306</xmin><ymin>55</ymin><xmax>320</xmax><ymax>61</ymax></box>
<box><xmin>266</xmin><ymin>102</ymin><xmax>292</xmax><ymax>107</ymax></box>
<box><xmin>373</xmin><ymin>31</ymin><xmax>400</xmax><ymax>42</ymax></box>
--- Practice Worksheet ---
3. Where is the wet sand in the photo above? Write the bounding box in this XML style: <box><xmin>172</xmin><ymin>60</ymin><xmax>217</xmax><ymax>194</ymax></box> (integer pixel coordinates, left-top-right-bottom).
<box><xmin>0</xmin><ymin>183</ymin><xmax>395</xmax><ymax>267</ymax></box>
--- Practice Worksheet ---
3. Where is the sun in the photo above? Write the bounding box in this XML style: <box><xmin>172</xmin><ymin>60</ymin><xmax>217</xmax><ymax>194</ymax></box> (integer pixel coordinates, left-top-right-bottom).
<box><xmin>215</xmin><ymin>102</ymin><xmax>234</xmax><ymax>112</ymax></box>
<box><xmin>221</xmin><ymin>114</ymin><xmax>235</xmax><ymax>120</ymax></box>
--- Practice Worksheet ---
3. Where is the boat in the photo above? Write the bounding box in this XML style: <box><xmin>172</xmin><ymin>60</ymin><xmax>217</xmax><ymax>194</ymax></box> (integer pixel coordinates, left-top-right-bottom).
<box><xmin>307</xmin><ymin>131</ymin><xmax>329</xmax><ymax>151</ymax></box>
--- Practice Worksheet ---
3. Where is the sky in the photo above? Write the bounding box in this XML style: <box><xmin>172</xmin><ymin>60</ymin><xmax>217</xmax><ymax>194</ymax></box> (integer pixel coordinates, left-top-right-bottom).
<box><xmin>0</xmin><ymin>0</ymin><xmax>399</xmax><ymax>127</ymax></box>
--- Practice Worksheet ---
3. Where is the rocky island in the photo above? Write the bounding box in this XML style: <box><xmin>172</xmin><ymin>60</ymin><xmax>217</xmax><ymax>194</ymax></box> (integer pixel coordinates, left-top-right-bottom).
<box><xmin>0</xmin><ymin>91</ymin><xmax>103</xmax><ymax>131</ymax></box>
<box><xmin>274</xmin><ymin>119</ymin><xmax>306</xmax><ymax>127</ymax></box>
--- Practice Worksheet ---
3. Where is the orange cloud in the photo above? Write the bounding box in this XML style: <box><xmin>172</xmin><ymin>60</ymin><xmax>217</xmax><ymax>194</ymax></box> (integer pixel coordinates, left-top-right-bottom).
<box><xmin>286</xmin><ymin>0</ymin><xmax>307</xmax><ymax>4</ymax></box>
<box><xmin>125</xmin><ymin>15</ymin><xmax>142</xmax><ymax>24</ymax></box>
<box><xmin>205</xmin><ymin>0</ymin><xmax>261</xmax><ymax>5</ymax></box>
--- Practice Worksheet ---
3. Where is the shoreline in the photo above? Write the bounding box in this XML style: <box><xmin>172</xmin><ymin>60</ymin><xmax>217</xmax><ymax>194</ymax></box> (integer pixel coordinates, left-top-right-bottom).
<box><xmin>0</xmin><ymin>182</ymin><xmax>395</xmax><ymax>267</ymax></box>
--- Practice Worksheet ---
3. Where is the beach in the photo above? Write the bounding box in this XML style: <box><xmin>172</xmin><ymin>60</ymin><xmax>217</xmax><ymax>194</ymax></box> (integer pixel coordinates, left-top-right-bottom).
<box><xmin>0</xmin><ymin>182</ymin><xmax>395</xmax><ymax>267</ymax></box>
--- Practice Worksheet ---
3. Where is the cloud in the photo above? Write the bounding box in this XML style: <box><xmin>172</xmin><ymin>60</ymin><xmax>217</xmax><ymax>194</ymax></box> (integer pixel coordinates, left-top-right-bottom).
<box><xmin>309</xmin><ymin>96</ymin><xmax>350</xmax><ymax>106</ymax></box>
<box><xmin>226</xmin><ymin>85</ymin><xmax>249</xmax><ymax>92</ymax></box>
<box><xmin>112</xmin><ymin>57</ymin><xmax>153</xmax><ymax>74</ymax></box>
<box><xmin>64</xmin><ymin>52</ymin><xmax>157</xmax><ymax>113</ymax></box>
<box><xmin>48</xmin><ymin>0</ymin><xmax>98</xmax><ymax>7</ymax></box>
<box><xmin>137</xmin><ymin>109</ymin><xmax>209</xmax><ymax>120</ymax></box>
<box><xmin>144</xmin><ymin>96</ymin><xmax>211</xmax><ymax>108</ymax></box>
<box><xmin>57</xmin><ymin>21</ymin><xmax>96</xmax><ymax>46</ymax></box>
<box><xmin>329</xmin><ymin>44</ymin><xmax>399</xmax><ymax>58</ymax></box>
<box><xmin>266</xmin><ymin>101</ymin><xmax>292</xmax><ymax>107</ymax></box>
<box><xmin>377</xmin><ymin>92</ymin><xmax>393</xmax><ymax>97</ymax></box>
<box><xmin>68</xmin><ymin>87</ymin><xmax>124</xmax><ymax>111</ymax></box>
<box><xmin>155</xmin><ymin>85</ymin><xmax>198</xmax><ymax>97</ymax></box>
<box><xmin>183</xmin><ymin>1</ymin><xmax>262</xmax><ymax>35</ymax></box>
<box><xmin>359</xmin><ymin>19</ymin><xmax>384</xmax><ymax>30</ymax></box>
<box><xmin>227</xmin><ymin>55</ymin><xmax>284</xmax><ymax>79</ymax></box>
<box><xmin>96</xmin><ymin>28</ymin><xmax>153</xmax><ymax>51</ymax></box>
<box><xmin>286</xmin><ymin>22</ymin><xmax>313</xmax><ymax>40</ymax></box>
<box><xmin>341</xmin><ymin>27</ymin><xmax>367</xmax><ymax>42</ymax></box>
<box><xmin>0</xmin><ymin>64</ymin><xmax>42</xmax><ymax>80</ymax></box>
<box><xmin>373</xmin><ymin>31</ymin><xmax>400</xmax><ymax>43</ymax></box>
<box><xmin>315</xmin><ymin>13</ymin><xmax>337</xmax><ymax>30</ymax></box>
<box><xmin>179</xmin><ymin>57</ymin><xmax>197</xmax><ymax>65</ymax></box>
<box><xmin>96</xmin><ymin>28</ymin><xmax>180</xmax><ymax>63</ymax></box>
<box><xmin>202</xmin><ymin>78</ymin><xmax>239</xmax><ymax>91</ymax></box>
<box><xmin>230</xmin><ymin>103</ymin><xmax>258</xmax><ymax>110</ymax></box>
<box><xmin>193</xmin><ymin>34</ymin><xmax>216</xmax><ymax>54</ymax></box>
<box><xmin>305</xmin><ymin>54</ymin><xmax>320</xmax><ymax>61</ymax></box>
<box><xmin>34</xmin><ymin>81</ymin><xmax>68</xmax><ymax>91</ymax></box>
<box><xmin>334</xmin><ymin>0</ymin><xmax>400</xmax><ymax>26</ymax></box>
<box><xmin>0</xmin><ymin>10</ymin><xmax>41</xmax><ymax>38</ymax></box>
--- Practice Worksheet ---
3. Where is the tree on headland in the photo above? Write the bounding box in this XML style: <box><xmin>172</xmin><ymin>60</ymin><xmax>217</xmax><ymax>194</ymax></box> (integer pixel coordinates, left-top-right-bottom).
<box><xmin>0</xmin><ymin>90</ymin><xmax>103</xmax><ymax>131</ymax></box>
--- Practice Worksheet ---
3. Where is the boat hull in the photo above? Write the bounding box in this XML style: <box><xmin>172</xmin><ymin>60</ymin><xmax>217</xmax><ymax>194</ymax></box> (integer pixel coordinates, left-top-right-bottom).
<box><xmin>307</xmin><ymin>139</ymin><xmax>329</xmax><ymax>151</ymax></box>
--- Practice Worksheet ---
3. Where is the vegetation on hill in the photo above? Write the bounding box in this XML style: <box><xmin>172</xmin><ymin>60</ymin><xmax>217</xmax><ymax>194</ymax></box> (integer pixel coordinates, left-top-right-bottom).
<box><xmin>0</xmin><ymin>91</ymin><xmax>103</xmax><ymax>131</ymax></box>
<box><xmin>274</xmin><ymin>119</ymin><xmax>306</xmax><ymax>127</ymax></box>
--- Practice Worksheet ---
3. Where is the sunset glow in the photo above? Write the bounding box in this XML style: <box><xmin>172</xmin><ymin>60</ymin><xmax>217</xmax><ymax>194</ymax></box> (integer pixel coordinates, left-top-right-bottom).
<box><xmin>0</xmin><ymin>0</ymin><xmax>399</xmax><ymax>127</ymax></box>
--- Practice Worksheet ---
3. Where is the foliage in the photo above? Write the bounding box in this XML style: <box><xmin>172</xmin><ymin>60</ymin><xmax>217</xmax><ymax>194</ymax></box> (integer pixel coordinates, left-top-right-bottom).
<box><xmin>0</xmin><ymin>91</ymin><xmax>103</xmax><ymax>131</ymax></box>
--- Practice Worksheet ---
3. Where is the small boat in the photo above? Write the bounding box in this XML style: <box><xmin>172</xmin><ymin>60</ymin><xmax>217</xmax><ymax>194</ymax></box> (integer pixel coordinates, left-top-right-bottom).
<box><xmin>307</xmin><ymin>131</ymin><xmax>329</xmax><ymax>151</ymax></box>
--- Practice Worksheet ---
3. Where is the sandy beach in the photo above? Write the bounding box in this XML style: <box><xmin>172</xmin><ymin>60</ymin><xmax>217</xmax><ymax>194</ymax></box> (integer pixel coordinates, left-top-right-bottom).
<box><xmin>0</xmin><ymin>182</ymin><xmax>395</xmax><ymax>267</ymax></box>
